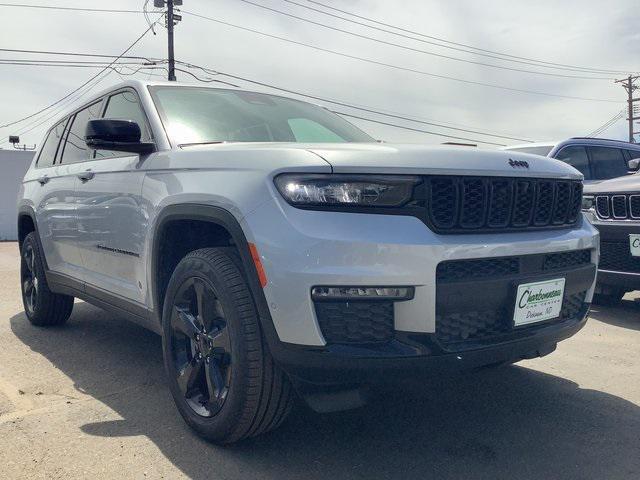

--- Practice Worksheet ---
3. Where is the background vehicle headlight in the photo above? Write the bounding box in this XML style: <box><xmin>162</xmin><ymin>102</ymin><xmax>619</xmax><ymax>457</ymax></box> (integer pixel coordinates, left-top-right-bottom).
<box><xmin>274</xmin><ymin>174</ymin><xmax>420</xmax><ymax>208</ymax></box>
<box><xmin>582</xmin><ymin>195</ymin><xmax>595</xmax><ymax>211</ymax></box>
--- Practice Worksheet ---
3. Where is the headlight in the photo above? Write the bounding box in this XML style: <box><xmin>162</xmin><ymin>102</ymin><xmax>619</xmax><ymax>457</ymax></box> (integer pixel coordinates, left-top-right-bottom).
<box><xmin>274</xmin><ymin>174</ymin><xmax>420</xmax><ymax>208</ymax></box>
<box><xmin>582</xmin><ymin>195</ymin><xmax>595</xmax><ymax>211</ymax></box>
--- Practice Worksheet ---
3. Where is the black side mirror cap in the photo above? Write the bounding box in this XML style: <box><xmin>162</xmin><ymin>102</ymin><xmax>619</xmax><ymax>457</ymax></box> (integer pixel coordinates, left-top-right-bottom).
<box><xmin>85</xmin><ymin>119</ymin><xmax>155</xmax><ymax>155</ymax></box>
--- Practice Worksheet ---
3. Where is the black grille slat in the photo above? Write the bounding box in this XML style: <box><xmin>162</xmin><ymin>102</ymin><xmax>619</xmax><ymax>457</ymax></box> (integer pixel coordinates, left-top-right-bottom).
<box><xmin>426</xmin><ymin>177</ymin><xmax>581</xmax><ymax>233</ymax></box>
<box><xmin>612</xmin><ymin>195</ymin><xmax>628</xmax><ymax>218</ymax></box>
<box><xmin>596</xmin><ymin>196</ymin><xmax>611</xmax><ymax>218</ymax></box>
<box><xmin>630</xmin><ymin>196</ymin><xmax>640</xmax><ymax>218</ymax></box>
<box><xmin>552</xmin><ymin>182</ymin><xmax>572</xmax><ymax>224</ymax></box>
<box><xmin>534</xmin><ymin>181</ymin><xmax>554</xmax><ymax>225</ymax></box>
<box><xmin>459</xmin><ymin>179</ymin><xmax>487</xmax><ymax>228</ymax></box>
<box><xmin>487</xmin><ymin>180</ymin><xmax>513</xmax><ymax>227</ymax></box>
<box><xmin>429</xmin><ymin>178</ymin><xmax>458</xmax><ymax>229</ymax></box>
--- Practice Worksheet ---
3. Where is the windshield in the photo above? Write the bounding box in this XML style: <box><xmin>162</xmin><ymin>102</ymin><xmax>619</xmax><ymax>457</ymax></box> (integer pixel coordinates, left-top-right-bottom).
<box><xmin>504</xmin><ymin>145</ymin><xmax>554</xmax><ymax>156</ymax></box>
<box><xmin>150</xmin><ymin>86</ymin><xmax>375</xmax><ymax>145</ymax></box>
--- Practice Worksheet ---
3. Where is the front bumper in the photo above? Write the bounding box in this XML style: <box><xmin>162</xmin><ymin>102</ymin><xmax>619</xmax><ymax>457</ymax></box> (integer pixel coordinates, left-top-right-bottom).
<box><xmin>242</xmin><ymin>200</ymin><xmax>599</xmax><ymax>347</ymax></box>
<box><xmin>590</xmin><ymin>220</ymin><xmax>640</xmax><ymax>291</ymax></box>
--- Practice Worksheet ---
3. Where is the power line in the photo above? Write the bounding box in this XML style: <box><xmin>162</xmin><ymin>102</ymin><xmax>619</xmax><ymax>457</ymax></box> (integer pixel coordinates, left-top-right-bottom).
<box><xmin>305</xmin><ymin>0</ymin><xmax>638</xmax><ymax>76</ymax></box>
<box><xmin>0</xmin><ymin>3</ymin><xmax>146</xmax><ymax>13</ymax></box>
<box><xmin>235</xmin><ymin>0</ymin><xmax>611</xmax><ymax>80</ymax></box>
<box><xmin>178</xmin><ymin>60</ymin><xmax>533</xmax><ymax>143</ymax></box>
<box><xmin>0</xmin><ymin>47</ymin><xmax>160</xmax><ymax>62</ymax></box>
<box><xmin>0</xmin><ymin>18</ymin><xmax>161</xmax><ymax>129</ymax></box>
<box><xmin>281</xmin><ymin>0</ymin><xmax>622</xmax><ymax>76</ymax></box>
<box><xmin>332</xmin><ymin>111</ymin><xmax>506</xmax><ymax>146</ymax></box>
<box><xmin>587</xmin><ymin>111</ymin><xmax>624</xmax><ymax>137</ymax></box>
<box><xmin>181</xmin><ymin>10</ymin><xmax>619</xmax><ymax>103</ymax></box>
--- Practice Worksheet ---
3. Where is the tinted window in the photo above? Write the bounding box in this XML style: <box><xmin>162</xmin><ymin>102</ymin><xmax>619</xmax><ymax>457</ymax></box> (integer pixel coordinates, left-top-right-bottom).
<box><xmin>150</xmin><ymin>86</ymin><xmax>374</xmax><ymax>145</ymax></box>
<box><xmin>555</xmin><ymin>146</ymin><xmax>590</xmax><ymax>179</ymax></box>
<box><xmin>587</xmin><ymin>146</ymin><xmax>628</xmax><ymax>180</ymax></box>
<box><xmin>506</xmin><ymin>146</ymin><xmax>553</xmax><ymax>156</ymax></box>
<box><xmin>95</xmin><ymin>90</ymin><xmax>151</xmax><ymax>159</ymax></box>
<box><xmin>60</xmin><ymin>101</ymin><xmax>103</xmax><ymax>164</ymax></box>
<box><xmin>626</xmin><ymin>149</ymin><xmax>640</xmax><ymax>160</ymax></box>
<box><xmin>36</xmin><ymin>119</ymin><xmax>67</xmax><ymax>168</ymax></box>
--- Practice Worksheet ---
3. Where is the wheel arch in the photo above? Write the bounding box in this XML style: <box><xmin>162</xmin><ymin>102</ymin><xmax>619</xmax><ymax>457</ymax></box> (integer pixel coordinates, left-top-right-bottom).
<box><xmin>150</xmin><ymin>204</ymin><xmax>278</xmax><ymax>345</ymax></box>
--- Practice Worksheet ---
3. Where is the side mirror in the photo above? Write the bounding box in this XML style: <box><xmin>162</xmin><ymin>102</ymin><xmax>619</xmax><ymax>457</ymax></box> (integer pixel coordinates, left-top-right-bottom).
<box><xmin>628</xmin><ymin>158</ymin><xmax>640</xmax><ymax>172</ymax></box>
<box><xmin>85</xmin><ymin>119</ymin><xmax>154</xmax><ymax>155</ymax></box>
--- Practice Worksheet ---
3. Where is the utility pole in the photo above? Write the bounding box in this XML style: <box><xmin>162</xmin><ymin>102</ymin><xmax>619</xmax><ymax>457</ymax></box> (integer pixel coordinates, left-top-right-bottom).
<box><xmin>615</xmin><ymin>75</ymin><xmax>640</xmax><ymax>143</ymax></box>
<box><xmin>155</xmin><ymin>0</ymin><xmax>182</xmax><ymax>81</ymax></box>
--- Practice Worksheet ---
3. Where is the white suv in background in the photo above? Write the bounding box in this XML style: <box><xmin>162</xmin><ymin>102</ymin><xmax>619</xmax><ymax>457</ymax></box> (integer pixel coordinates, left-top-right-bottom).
<box><xmin>17</xmin><ymin>80</ymin><xmax>598</xmax><ymax>443</ymax></box>
<box><xmin>504</xmin><ymin>137</ymin><xmax>640</xmax><ymax>182</ymax></box>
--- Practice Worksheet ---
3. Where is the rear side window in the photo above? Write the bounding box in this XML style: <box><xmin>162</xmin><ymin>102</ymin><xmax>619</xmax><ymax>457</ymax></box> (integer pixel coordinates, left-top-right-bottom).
<box><xmin>95</xmin><ymin>90</ymin><xmax>151</xmax><ymax>160</ymax></box>
<box><xmin>36</xmin><ymin>120</ymin><xmax>67</xmax><ymax>168</ymax></box>
<box><xmin>587</xmin><ymin>146</ymin><xmax>628</xmax><ymax>180</ymax></box>
<box><xmin>60</xmin><ymin>101</ymin><xmax>103</xmax><ymax>164</ymax></box>
<box><xmin>554</xmin><ymin>146</ymin><xmax>591</xmax><ymax>179</ymax></box>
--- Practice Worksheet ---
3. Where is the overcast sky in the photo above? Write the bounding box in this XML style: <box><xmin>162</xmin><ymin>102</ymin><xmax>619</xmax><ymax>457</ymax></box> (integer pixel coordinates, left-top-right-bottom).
<box><xmin>0</xmin><ymin>0</ymin><xmax>638</xmax><ymax>149</ymax></box>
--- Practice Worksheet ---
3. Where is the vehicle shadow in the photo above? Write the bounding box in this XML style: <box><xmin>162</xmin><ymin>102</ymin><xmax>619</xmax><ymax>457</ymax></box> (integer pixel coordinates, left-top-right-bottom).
<box><xmin>590</xmin><ymin>298</ymin><xmax>640</xmax><ymax>331</ymax></box>
<box><xmin>10</xmin><ymin>304</ymin><xmax>640</xmax><ymax>480</ymax></box>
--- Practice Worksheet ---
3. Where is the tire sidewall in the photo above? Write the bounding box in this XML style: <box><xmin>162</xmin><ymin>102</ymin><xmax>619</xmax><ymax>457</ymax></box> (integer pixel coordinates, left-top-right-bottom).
<box><xmin>161</xmin><ymin>253</ymin><xmax>256</xmax><ymax>441</ymax></box>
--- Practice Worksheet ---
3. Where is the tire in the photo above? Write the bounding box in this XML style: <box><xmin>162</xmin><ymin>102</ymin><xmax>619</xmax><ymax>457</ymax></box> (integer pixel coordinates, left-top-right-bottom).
<box><xmin>161</xmin><ymin>248</ymin><xmax>293</xmax><ymax>444</ymax></box>
<box><xmin>20</xmin><ymin>232</ymin><xmax>74</xmax><ymax>326</ymax></box>
<box><xmin>592</xmin><ymin>288</ymin><xmax>625</xmax><ymax>306</ymax></box>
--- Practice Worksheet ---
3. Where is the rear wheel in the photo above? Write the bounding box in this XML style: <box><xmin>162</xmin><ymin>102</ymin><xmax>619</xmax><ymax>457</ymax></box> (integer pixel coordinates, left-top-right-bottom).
<box><xmin>20</xmin><ymin>232</ymin><xmax>74</xmax><ymax>326</ymax></box>
<box><xmin>162</xmin><ymin>248</ymin><xmax>293</xmax><ymax>443</ymax></box>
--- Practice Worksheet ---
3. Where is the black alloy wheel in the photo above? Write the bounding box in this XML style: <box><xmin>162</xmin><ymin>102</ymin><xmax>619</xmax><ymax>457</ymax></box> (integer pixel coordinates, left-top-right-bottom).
<box><xmin>169</xmin><ymin>277</ymin><xmax>232</xmax><ymax>417</ymax></box>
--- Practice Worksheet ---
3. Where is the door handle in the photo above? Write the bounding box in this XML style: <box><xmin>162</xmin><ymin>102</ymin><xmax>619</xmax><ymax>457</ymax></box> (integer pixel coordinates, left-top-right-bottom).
<box><xmin>37</xmin><ymin>175</ymin><xmax>49</xmax><ymax>185</ymax></box>
<box><xmin>77</xmin><ymin>170</ymin><xmax>95</xmax><ymax>182</ymax></box>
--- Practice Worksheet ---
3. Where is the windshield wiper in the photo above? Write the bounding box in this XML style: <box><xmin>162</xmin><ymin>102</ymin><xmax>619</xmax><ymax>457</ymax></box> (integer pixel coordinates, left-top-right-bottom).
<box><xmin>179</xmin><ymin>141</ymin><xmax>232</xmax><ymax>147</ymax></box>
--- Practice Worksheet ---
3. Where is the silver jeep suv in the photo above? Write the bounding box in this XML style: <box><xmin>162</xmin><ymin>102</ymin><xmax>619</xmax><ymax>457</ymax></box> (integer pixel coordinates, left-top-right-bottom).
<box><xmin>17</xmin><ymin>80</ymin><xmax>598</xmax><ymax>443</ymax></box>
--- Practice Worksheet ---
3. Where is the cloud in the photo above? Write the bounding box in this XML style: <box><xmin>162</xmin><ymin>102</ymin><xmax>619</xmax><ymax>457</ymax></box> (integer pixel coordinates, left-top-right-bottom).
<box><xmin>0</xmin><ymin>0</ymin><xmax>637</xmax><ymax>148</ymax></box>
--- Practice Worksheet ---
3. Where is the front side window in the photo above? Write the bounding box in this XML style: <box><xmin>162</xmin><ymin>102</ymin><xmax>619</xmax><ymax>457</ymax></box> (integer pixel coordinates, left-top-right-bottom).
<box><xmin>95</xmin><ymin>90</ymin><xmax>151</xmax><ymax>159</ymax></box>
<box><xmin>626</xmin><ymin>149</ymin><xmax>640</xmax><ymax>160</ymax></box>
<box><xmin>587</xmin><ymin>146</ymin><xmax>627</xmax><ymax>180</ymax></box>
<box><xmin>36</xmin><ymin>119</ymin><xmax>67</xmax><ymax>168</ymax></box>
<box><xmin>555</xmin><ymin>146</ymin><xmax>591</xmax><ymax>179</ymax></box>
<box><xmin>150</xmin><ymin>86</ymin><xmax>374</xmax><ymax>145</ymax></box>
<box><xmin>60</xmin><ymin>101</ymin><xmax>103</xmax><ymax>164</ymax></box>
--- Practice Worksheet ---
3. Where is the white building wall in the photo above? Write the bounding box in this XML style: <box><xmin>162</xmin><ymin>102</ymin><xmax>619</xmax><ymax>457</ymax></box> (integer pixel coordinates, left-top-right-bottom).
<box><xmin>0</xmin><ymin>150</ymin><xmax>34</xmax><ymax>241</ymax></box>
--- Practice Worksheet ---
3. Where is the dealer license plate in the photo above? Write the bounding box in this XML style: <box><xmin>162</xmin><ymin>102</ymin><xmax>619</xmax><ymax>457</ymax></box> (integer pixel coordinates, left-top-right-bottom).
<box><xmin>630</xmin><ymin>234</ymin><xmax>640</xmax><ymax>257</ymax></box>
<box><xmin>513</xmin><ymin>278</ymin><xmax>565</xmax><ymax>327</ymax></box>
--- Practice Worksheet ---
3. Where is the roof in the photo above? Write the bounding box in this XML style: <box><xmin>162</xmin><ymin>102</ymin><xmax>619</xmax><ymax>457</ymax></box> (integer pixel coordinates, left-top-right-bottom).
<box><xmin>504</xmin><ymin>137</ymin><xmax>640</xmax><ymax>152</ymax></box>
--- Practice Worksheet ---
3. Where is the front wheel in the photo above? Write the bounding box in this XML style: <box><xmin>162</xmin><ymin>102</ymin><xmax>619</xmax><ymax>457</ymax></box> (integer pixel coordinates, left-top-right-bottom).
<box><xmin>162</xmin><ymin>248</ymin><xmax>293</xmax><ymax>443</ymax></box>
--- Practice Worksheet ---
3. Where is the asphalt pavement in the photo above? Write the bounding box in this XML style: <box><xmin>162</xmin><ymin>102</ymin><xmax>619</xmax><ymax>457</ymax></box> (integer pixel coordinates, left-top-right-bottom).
<box><xmin>0</xmin><ymin>242</ymin><xmax>638</xmax><ymax>480</ymax></box>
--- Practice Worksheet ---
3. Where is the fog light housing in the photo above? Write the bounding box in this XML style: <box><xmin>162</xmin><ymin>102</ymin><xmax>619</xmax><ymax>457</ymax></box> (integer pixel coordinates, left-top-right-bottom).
<box><xmin>311</xmin><ymin>286</ymin><xmax>414</xmax><ymax>302</ymax></box>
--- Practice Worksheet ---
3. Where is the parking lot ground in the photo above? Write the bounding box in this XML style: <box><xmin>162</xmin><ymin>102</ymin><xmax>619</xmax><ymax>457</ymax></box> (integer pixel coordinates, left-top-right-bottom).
<box><xmin>0</xmin><ymin>241</ymin><xmax>639</xmax><ymax>480</ymax></box>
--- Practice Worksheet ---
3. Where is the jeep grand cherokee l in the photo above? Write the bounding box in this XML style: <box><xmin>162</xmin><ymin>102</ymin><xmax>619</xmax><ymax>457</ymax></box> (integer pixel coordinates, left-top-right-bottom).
<box><xmin>17</xmin><ymin>80</ymin><xmax>598</xmax><ymax>443</ymax></box>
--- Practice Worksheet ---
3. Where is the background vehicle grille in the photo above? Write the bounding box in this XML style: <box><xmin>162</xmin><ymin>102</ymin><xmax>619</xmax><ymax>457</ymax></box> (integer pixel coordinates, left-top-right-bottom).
<box><xmin>600</xmin><ymin>241</ymin><xmax>640</xmax><ymax>273</ymax></box>
<box><xmin>435</xmin><ymin>291</ymin><xmax>586</xmax><ymax>348</ymax></box>
<box><xmin>425</xmin><ymin>177</ymin><xmax>582</xmax><ymax>233</ymax></box>
<box><xmin>595</xmin><ymin>194</ymin><xmax>640</xmax><ymax>219</ymax></box>
<box><xmin>314</xmin><ymin>301</ymin><xmax>394</xmax><ymax>344</ymax></box>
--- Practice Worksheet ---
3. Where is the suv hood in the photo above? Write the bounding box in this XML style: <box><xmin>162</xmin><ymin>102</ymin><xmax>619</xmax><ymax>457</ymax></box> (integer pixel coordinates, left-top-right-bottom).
<box><xmin>180</xmin><ymin>142</ymin><xmax>582</xmax><ymax>179</ymax></box>
<box><xmin>306</xmin><ymin>143</ymin><xmax>581</xmax><ymax>179</ymax></box>
<box><xmin>583</xmin><ymin>172</ymin><xmax>640</xmax><ymax>194</ymax></box>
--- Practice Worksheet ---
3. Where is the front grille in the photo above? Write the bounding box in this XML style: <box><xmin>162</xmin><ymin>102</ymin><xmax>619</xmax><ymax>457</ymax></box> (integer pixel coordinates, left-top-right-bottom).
<box><xmin>436</xmin><ymin>291</ymin><xmax>586</xmax><ymax>348</ymax></box>
<box><xmin>436</xmin><ymin>250</ymin><xmax>592</xmax><ymax>282</ymax></box>
<box><xmin>425</xmin><ymin>177</ymin><xmax>582</xmax><ymax>233</ymax></box>
<box><xmin>314</xmin><ymin>301</ymin><xmax>394</xmax><ymax>344</ymax></box>
<box><xmin>600</xmin><ymin>241</ymin><xmax>640</xmax><ymax>273</ymax></box>
<box><xmin>595</xmin><ymin>194</ymin><xmax>640</xmax><ymax>219</ymax></box>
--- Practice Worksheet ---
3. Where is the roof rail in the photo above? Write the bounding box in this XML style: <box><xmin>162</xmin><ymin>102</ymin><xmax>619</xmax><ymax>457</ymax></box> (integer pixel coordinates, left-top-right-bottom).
<box><xmin>569</xmin><ymin>137</ymin><xmax>636</xmax><ymax>144</ymax></box>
